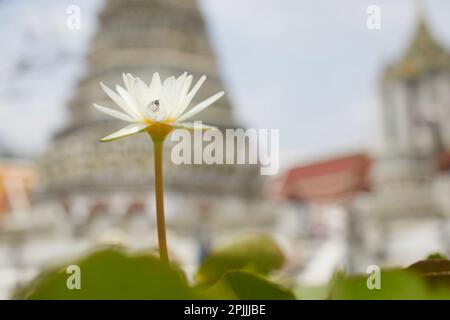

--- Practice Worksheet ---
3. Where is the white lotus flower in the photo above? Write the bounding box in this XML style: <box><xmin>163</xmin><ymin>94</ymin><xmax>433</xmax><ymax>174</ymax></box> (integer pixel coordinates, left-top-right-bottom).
<box><xmin>94</xmin><ymin>72</ymin><xmax>224</xmax><ymax>142</ymax></box>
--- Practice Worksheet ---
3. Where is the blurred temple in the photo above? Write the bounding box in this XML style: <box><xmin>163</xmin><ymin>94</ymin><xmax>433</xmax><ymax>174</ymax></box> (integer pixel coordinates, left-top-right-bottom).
<box><xmin>274</xmin><ymin>13</ymin><xmax>450</xmax><ymax>274</ymax></box>
<box><xmin>354</xmin><ymin>14</ymin><xmax>450</xmax><ymax>270</ymax></box>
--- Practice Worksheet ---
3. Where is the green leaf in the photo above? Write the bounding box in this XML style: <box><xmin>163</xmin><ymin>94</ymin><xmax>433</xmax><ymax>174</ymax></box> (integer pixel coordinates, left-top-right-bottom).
<box><xmin>406</xmin><ymin>259</ymin><xmax>450</xmax><ymax>290</ymax></box>
<box><xmin>426</xmin><ymin>253</ymin><xmax>448</xmax><ymax>260</ymax></box>
<box><xmin>329</xmin><ymin>267</ymin><xmax>450</xmax><ymax>300</ymax></box>
<box><xmin>196</xmin><ymin>234</ymin><xmax>285</xmax><ymax>286</ymax></box>
<box><xmin>14</xmin><ymin>245</ymin><xmax>293</xmax><ymax>300</ymax></box>
<box><xmin>294</xmin><ymin>285</ymin><xmax>328</xmax><ymax>300</ymax></box>
<box><xmin>329</xmin><ymin>270</ymin><xmax>430</xmax><ymax>300</ymax></box>
<box><xmin>204</xmin><ymin>271</ymin><xmax>295</xmax><ymax>300</ymax></box>
<box><xmin>15</xmin><ymin>247</ymin><xmax>194</xmax><ymax>300</ymax></box>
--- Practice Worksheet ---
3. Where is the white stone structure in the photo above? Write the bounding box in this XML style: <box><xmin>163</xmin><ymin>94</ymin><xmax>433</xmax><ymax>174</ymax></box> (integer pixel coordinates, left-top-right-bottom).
<box><xmin>354</xmin><ymin>15</ymin><xmax>450</xmax><ymax>271</ymax></box>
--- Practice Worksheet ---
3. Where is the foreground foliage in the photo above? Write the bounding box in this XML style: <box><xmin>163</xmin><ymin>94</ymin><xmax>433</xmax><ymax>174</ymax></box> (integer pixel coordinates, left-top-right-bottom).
<box><xmin>329</xmin><ymin>256</ymin><xmax>450</xmax><ymax>300</ymax></box>
<box><xmin>15</xmin><ymin>234</ymin><xmax>294</xmax><ymax>300</ymax></box>
<box><xmin>14</xmin><ymin>234</ymin><xmax>450</xmax><ymax>300</ymax></box>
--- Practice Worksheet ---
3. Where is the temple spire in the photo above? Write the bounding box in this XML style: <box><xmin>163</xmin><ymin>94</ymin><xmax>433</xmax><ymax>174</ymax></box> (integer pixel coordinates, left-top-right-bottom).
<box><xmin>415</xmin><ymin>0</ymin><xmax>427</xmax><ymax>21</ymax></box>
<box><xmin>383</xmin><ymin>0</ymin><xmax>450</xmax><ymax>80</ymax></box>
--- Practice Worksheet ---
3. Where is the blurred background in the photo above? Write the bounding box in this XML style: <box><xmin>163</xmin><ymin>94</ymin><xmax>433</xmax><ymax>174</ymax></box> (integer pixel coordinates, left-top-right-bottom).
<box><xmin>1</xmin><ymin>0</ymin><xmax>450</xmax><ymax>299</ymax></box>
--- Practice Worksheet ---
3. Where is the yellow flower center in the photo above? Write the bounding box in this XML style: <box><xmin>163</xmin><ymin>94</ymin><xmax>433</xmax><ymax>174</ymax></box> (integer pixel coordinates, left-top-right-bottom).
<box><xmin>145</xmin><ymin>121</ymin><xmax>174</xmax><ymax>142</ymax></box>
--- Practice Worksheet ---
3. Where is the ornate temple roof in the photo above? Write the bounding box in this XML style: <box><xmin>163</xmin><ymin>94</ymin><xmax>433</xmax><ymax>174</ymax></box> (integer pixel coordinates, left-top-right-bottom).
<box><xmin>384</xmin><ymin>17</ymin><xmax>450</xmax><ymax>80</ymax></box>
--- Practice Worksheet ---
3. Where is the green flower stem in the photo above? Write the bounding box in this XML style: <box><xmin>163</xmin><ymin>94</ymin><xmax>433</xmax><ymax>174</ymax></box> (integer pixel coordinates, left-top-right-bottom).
<box><xmin>152</xmin><ymin>137</ymin><xmax>169</xmax><ymax>264</ymax></box>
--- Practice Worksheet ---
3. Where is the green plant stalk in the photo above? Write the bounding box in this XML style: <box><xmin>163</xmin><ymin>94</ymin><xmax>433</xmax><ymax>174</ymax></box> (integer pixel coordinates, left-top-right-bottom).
<box><xmin>147</xmin><ymin>123</ymin><xmax>172</xmax><ymax>263</ymax></box>
<box><xmin>151</xmin><ymin>136</ymin><xmax>169</xmax><ymax>263</ymax></box>
<box><xmin>153</xmin><ymin>139</ymin><xmax>169</xmax><ymax>263</ymax></box>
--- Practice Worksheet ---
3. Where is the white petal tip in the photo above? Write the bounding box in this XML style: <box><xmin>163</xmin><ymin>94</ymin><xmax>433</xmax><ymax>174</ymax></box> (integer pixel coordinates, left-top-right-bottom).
<box><xmin>99</xmin><ymin>136</ymin><xmax>112</xmax><ymax>142</ymax></box>
<box><xmin>99</xmin><ymin>137</ymin><xmax>116</xmax><ymax>142</ymax></box>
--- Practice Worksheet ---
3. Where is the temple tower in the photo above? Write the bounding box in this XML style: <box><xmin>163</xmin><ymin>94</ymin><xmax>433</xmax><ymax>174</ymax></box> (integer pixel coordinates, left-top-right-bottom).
<box><xmin>355</xmin><ymin>10</ymin><xmax>450</xmax><ymax>269</ymax></box>
<box><xmin>36</xmin><ymin>0</ymin><xmax>265</xmax><ymax>239</ymax></box>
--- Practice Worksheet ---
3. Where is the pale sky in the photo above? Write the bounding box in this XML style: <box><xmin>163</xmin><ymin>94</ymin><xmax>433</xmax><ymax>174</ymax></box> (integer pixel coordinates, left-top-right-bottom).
<box><xmin>1</xmin><ymin>0</ymin><xmax>450</xmax><ymax>167</ymax></box>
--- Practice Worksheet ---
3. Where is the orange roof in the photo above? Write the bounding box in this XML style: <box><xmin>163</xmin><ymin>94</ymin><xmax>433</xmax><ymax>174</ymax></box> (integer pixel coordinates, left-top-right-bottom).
<box><xmin>272</xmin><ymin>149</ymin><xmax>450</xmax><ymax>203</ymax></box>
<box><xmin>0</xmin><ymin>160</ymin><xmax>36</xmax><ymax>217</ymax></box>
<box><xmin>271</xmin><ymin>153</ymin><xmax>372</xmax><ymax>202</ymax></box>
<box><xmin>437</xmin><ymin>151</ymin><xmax>450</xmax><ymax>171</ymax></box>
